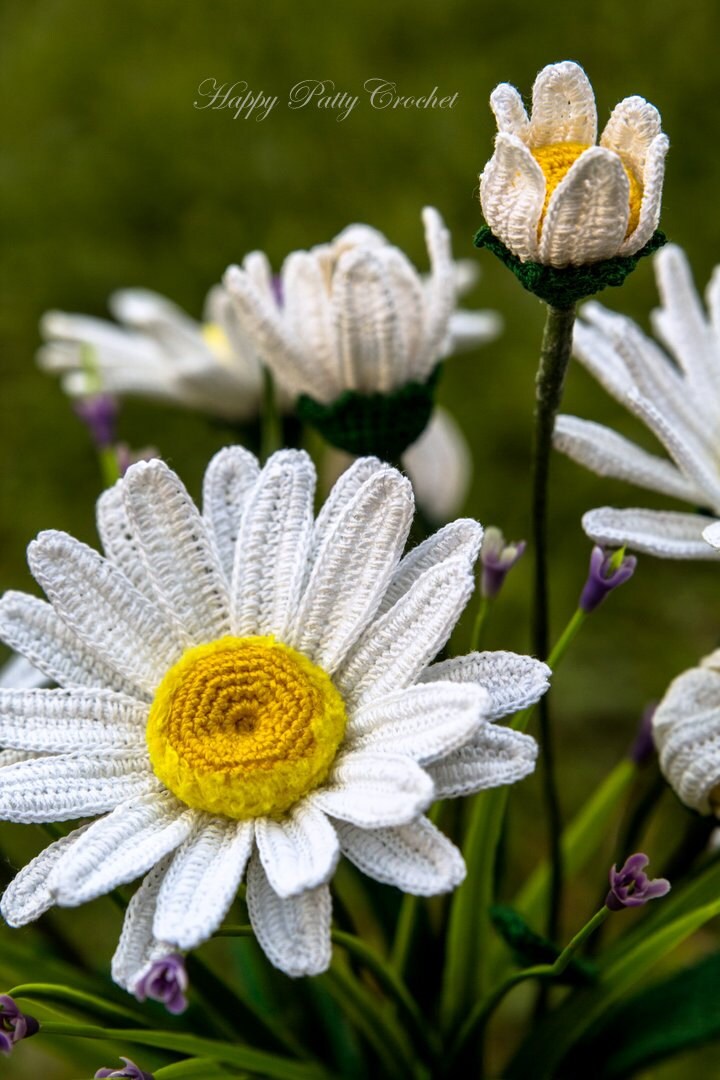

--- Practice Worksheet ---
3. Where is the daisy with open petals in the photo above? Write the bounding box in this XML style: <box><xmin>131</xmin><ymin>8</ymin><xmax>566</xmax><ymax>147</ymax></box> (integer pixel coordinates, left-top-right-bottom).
<box><xmin>554</xmin><ymin>245</ymin><xmax>720</xmax><ymax>559</ymax></box>
<box><xmin>0</xmin><ymin>449</ymin><xmax>546</xmax><ymax>992</ymax></box>
<box><xmin>480</xmin><ymin>60</ymin><xmax>668</xmax><ymax>268</ymax></box>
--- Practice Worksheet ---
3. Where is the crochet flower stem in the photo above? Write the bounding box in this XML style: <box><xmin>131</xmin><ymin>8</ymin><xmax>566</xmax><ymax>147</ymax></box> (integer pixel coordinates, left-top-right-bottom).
<box><xmin>5</xmin><ymin>984</ymin><xmax>147</xmax><ymax>1028</ymax></box>
<box><xmin>531</xmin><ymin>302</ymin><xmax>577</xmax><ymax>944</ymax></box>
<box><xmin>260</xmin><ymin>366</ymin><xmax>281</xmax><ymax>463</ymax></box>
<box><xmin>448</xmin><ymin>906</ymin><xmax>609</xmax><ymax>1072</ymax></box>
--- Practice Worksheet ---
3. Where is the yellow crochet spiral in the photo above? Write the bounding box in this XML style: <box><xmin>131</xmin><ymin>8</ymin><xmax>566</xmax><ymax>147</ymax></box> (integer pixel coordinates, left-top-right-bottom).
<box><xmin>532</xmin><ymin>142</ymin><xmax>642</xmax><ymax>239</ymax></box>
<box><xmin>146</xmin><ymin>636</ymin><xmax>348</xmax><ymax>820</ymax></box>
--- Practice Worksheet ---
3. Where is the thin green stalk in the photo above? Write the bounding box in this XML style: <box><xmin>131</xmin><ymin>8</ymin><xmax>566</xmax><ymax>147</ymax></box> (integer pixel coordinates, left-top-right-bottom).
<box><xmin>470</xmin><ymin>595</ymin><xmax>491</xmax><ymax>652</ymax></box>
<box><xmin>153</xmin><ymin>1060</ymin><xmax>237</xmax><ymax>1078</ymax></box>
<box><xmin>531</xmin><ymin>302</ymin><xmax>577</xmax><ymax>944</ymax></box>
<box><xmin>7</xmin><ymin>983</ymin><xmax>147</xmax><ymax>1027</ymax></box>
<box><xmin>261</xmin><ymin>365</ymin><xmax>282</xmax><ymax>462</ymax></box>
<box><xmin>98</xmin><ymin>446</ymin><xmax>121</xmax><ymax>487</ymax></box>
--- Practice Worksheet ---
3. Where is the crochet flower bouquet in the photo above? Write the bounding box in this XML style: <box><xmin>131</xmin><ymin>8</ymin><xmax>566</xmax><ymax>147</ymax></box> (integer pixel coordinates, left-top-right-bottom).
<box><xmin>2</xmin><ymin>58</ymin><xmax>720</xmax><ymax>1080</ymax></box>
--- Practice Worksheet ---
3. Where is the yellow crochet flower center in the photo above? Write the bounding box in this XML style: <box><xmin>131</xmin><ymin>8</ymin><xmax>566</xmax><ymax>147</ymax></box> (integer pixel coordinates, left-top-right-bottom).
<box><xmin>146</xmin><ymin>636</ymin><xmax>348</xmax><ymax>820</ymax></box>
<box><xmin>201</xmin><ymin>322</ymin><xmax>233</xmax><ymax>365</ymax></box>
<box><xmin>531</xmin><ymin>142</ymin><xmax>642</xmax><ymax>239</ymax></box>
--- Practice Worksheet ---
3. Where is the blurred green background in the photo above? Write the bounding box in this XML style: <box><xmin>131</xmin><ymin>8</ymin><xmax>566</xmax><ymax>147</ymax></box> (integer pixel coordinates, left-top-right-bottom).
<box><xmin>2</xmin><ymin>0</ymin><xmax>720</xmax><ymax>1075</ymax></box>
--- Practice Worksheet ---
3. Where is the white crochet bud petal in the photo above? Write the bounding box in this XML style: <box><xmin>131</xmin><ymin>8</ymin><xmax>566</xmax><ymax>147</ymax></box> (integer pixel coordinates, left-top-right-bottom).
<box><xmin>379</xmin><ymin>247</ymin><xmax>426</xmax><ymax>380</ymax></box>
<box><xmin>281</xmin><ymin>251</ymin><xmax>340</xmax><ymax>399</ymax></box>
<box><xmin>311</xmin><ymin>750</ymin><xmax>433</xmax><ymax>828</ymax></box>
<box><xmin>246</xmin><ymin>854</ymin><xmax>332</xmax><ymax>978</ymax></box>
<box><xmin>619</xmin><ymin>133</ymin><xmax>669</xmax><ymax>256</ymax></box>
<box><xmin>529</xmin><ymin>61</ymin><xmax>597</xmax><ymax>146</ymax></box>
<box><xmin>255</xmin><ymin>802</ymin><xmax>339</xmax><ymax>899</ymax></box>
<box><xmin>0</xmin><ymin>688</ymin><xmax>145</xmax><ymax>753</ymax></box>
<box><xmin>480</xmin><ymin>133</ymin><xmax>544</xmax><ymax>263</ymax></box>
<box><xmin>201</xmin><ymin>446</ymin><xmax>261</xmax><ymax>582</ymax></box>
<box><xmin>346</xmin><ymin>682</ymin><xmax>489</xmax><ymax>765</ymax></box>
<box><xmin>290</xmin><ymin>466</ymin><xmax>414</xmax><ymax>673</ymax></box>
<box><xmin>334</xmin><ymin>815</ymin><xmax>466</xmax><ymax>895</ymax></box>
<box><xmin>427</xmin><ymin>724</ymin><xmax>537</xmax><ymax>798</ymax></box>
<box><xmin>49</xmin><ymin>790</ymin><xmax>197</xmax><ymax>906</ymax></box>
<box><xmin>231</xmin><ymin>450</ymin><xmax>316</xmax><ymax>640</ymax></box>
<box><xmin>112</xmin><ymin>854</ymin><xmax>175</xmax><ymax>991</ymax></box>
<box><xmin>420</xmin><ymin>651</ymin><xmax>551</xmax><ymax>721</ymax></box>
<box><xmin>553</xmin><ymin>415</ymin><xmax>704</xmax><ymax>504</ymax></box>
<box><xmin>582</xmin><ymin>507</ymin><xmax>720</xmax><ymax>560</ymax></box>
<box><xmin>0</xmin><ymin>751</ymin><xmax>156</xmax><ymax>823</ymax></box>
<box><xmin>703</xmin><ymin>521</ymin><xmax>720</xmax><ymax>550</ymax></box>
<box><xmin>153</xmin><ymin>818</ymin><xmax>254</xmax><ymax>949</ymax></box>
<box><xmin>442</xmin><ymin>309</ymin><xmax>502</xmax><ymax>356</ymax></box>
<box><xmin>1</xmin><ymin>822</ymin><xmax>93</xmax><ymax>926</ymax></box>
<box><xmin>600</xmin><ymin>96</ymin><xmax>662</xmax><ymax>183</ymax></box>
<box><xmin>28</xmin><ymin>531</ymin><xmax>184</xmax><ymax>695</ymax></box>
<box><xmin>420</xmin><ymin>207</ymin><xmax>456</xmax><ymax>378</ymax></box>
<box><xmin>653</xmin><ymin>665</ymin><xmax>720</xmax><ymax>814</ymax></box>
<box><xmin>489</xmin><ymin>83</ymin><xmax>530</xmax><ymax>138</ymax></box>
<box><xmin>539</xmin><ymin>147</ymin><xmax>629</xmax><ymax>267</ymax></box>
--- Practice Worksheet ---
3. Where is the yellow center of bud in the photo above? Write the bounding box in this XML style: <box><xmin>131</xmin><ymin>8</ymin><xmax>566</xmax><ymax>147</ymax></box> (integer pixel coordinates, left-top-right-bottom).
<box><xmin>531</xmin><ymin>142</ymin><xmax>642</xmax><ymax>239</ymax></box>
<box><xmin>146</xmin><ymin>636</ymin><xmax>348</xmax><ymax>820</ymax></box>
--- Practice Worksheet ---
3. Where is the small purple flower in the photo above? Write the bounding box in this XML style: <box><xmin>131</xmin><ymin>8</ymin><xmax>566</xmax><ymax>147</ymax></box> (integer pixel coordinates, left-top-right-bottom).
<box><xmin>579</xmin><ymin>545</ymin><xmax>637</xmax><ymax>614</ymax></box>
<box><xmin>95</xmin><ymin>1056</ymin><xmax>154</xmax><ymax>1079</ymax></box>
<box><xmin>73</xmin><ymin>394</ymin><xmax>119</xmax><ymax>449</ymax></box>
<box><xmin>0</xmin><ymin>994</ymin><xmax>39</xmax><ymax>1055</ymax></box>
<box><xmin>134</xmin><ymin>954</ymin><xmax>188</xmax><ymax>1014</ymax></box>
<box><xmin>629</xmin><ymin>703</ymin><xmax>657</xmax><ymax>766</ymax></box>
<box><xmin>606</xmin><ymin>853</ymin><xmax>670</xmax><ymax>911</ymax></box>
<box><xmin>480</xmin><ymin>527</ymin><xmax>526</xmax><ymax>599</ymax></box>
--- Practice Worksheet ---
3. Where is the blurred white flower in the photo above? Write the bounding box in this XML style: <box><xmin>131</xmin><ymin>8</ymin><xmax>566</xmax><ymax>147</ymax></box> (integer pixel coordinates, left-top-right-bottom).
<box><xmin>480</xmin><ymin>60</ymin><xmax>668</xmax><ymax>267</ymax></box>
<box><xmin>39</xmin><ymin>286</ymin><xmax>264</xmax><ymax>422</ymax></box>
<box><xmin>554</xmin><ymin>245</ymin><xmax>720</xmax><ymax>559</ymax></box>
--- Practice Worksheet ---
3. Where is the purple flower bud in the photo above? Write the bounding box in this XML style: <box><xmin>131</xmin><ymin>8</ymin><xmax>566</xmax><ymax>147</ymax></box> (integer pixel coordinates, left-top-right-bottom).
<box><xmin>480</xmin><ymin>527</ymin><xmax>526</xmax><ymax>599</ymax></box>
<box><xmin>606</xmin><ymin>853</ymin><xmax>670</xmax><ymax>911</ymax></box>
<box><xmin>579</xmin><ymin>546</ymin><xmax>637</xmax><ymax>614</ymax></box>
<box><xmin>95</xmin><ymin>1056</ymin><xmax>154</xmax><ymax>1079</ymax></box>
<box><xmin>629</xmin><ymin>703</ymin><xmax>657</xmax><ymax>766</ymax></box>
<box><xmin>134</xmin><ymin>954</ymin><xmax>188</xmax><ymax>1015</ymax></box>
<box><xmin>73</xmin><ymin>394</ymin><xmax>119</xmax><ymax>450</ymax></box>
<box><xmin>0</xmin><ymin>995</ymin><xmax>39</xmax><ymax>1054</ymax></box>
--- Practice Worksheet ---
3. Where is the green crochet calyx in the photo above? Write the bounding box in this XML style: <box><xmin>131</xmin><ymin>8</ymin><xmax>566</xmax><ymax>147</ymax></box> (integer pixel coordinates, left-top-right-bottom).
<box><xmin>297</xmin><ymin>366</ymin><xmax>442</xmax><ymax>461</ymax></box>
<box><xmin>474</xmin><ymin>227</ymin><xmax>667</xmax><ymax>308</ymax></box>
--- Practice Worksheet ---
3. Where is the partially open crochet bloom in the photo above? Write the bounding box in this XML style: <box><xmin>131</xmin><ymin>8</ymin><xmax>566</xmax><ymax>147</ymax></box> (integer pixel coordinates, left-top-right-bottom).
<box><xmin>38</xmin><ymin>286</ymin><xmax>264</xmax><ymax>422</ymax></box>
<box><xmin>480</xmin><ymin>61</ymin><xmax>668</xmax><ymax>268</ymax></box>
<box><xmin>554</xmin><ymin>245</ymin><xmax>720</xmax><ymax>559</ymax></box>
<box><xmin>0</xmin><ymin>449</ymin><xmax>547</xmax><ymax>988</ymax></box>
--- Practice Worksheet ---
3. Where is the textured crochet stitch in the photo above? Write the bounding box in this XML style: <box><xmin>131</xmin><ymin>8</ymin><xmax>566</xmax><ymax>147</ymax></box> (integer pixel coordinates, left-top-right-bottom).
<box><xmin>0</xmin><ymin>449</ymin><xmax>549</xmax><ymax>989</ymax></box>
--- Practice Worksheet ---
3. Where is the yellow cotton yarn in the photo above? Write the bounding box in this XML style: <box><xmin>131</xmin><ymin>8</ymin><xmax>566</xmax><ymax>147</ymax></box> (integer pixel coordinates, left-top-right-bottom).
<box><xmin>146</xmin><ymin>636</ymin><xmax>348</xmax><ymax>820</ymax></box>
<box><xmin>531</xmin><ymin>142</ymin><xmax>642</xmax><ymax>239</ymax></box>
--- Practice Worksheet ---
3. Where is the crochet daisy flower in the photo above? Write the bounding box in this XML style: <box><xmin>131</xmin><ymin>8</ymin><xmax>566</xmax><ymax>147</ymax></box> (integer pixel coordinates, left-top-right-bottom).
<box><xmin>39</xmin><ymin>286</ymin><xmax>264</xmax><ymax>422</ymax></box>
<box><xmin>554</xmin><ymin>245</ymin><xmax>720</xmax><ymax>559</ymax></box>
<box><xmin>479</xmin><ymin>60</ymin><xmax>668</xmax><ymax>270</ymax></box>
<box><xmin>0</xmin><ymin>449</ymin><xmax>546</xmax><ymax>989</ymax></box>
<box><xmin>223</xmin><ymin>208</ymin><xmax>498</xmax><ymax>459</ymax></box>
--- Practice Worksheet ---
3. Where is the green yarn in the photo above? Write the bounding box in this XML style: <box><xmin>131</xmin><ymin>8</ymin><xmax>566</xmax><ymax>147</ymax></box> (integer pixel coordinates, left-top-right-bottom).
<box><xmin>297</xmin><ymin>366</ymin><xmax>442</xmax><ymax>461</ymax></box>
<box><xmin>490</xmin><ymin>905</ymin><xmax>597</xmax><ymax>987</ymax></box>
<box><xmin>474</xmin><ymin>227</ymin><xmax>667</xmax><ymax>308</ymax></box>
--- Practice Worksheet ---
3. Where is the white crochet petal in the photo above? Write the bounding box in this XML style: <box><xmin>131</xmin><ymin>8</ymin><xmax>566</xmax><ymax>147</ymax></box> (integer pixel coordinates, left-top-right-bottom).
<box><xmin>427</xmin><ymin>724</ymin><xmax>538</xmax><ymax>798</ymax></box>
<box><xmin>255</xmin><ymin>802</ymin><xmax>339</xmax><ymax>899</ymax></box>
<box><xmin>231</xmin><ymin>450</ymin><xmax>315</xmax><ymax>639</ymax></box>
<box><xmin>619</xmin><ymin>133</ymin><xmax>669</xmax><ymax>256</ymax></box>
<box><xmin>572</xmin><ymin>315</ymin><xmax>636</xmax><ymax>402</ymax></box>
<box><xmin>529</xmin><ymin>60</ymin><xmax>597</xmax><ymax>146</ymax></box>
<box><xmin>420</xmin><ymin>651</ymin><xmax>551</xmax><ymax>721</ymax></box>
<box><xmin>112</xmin><ymin>854</ymin><xmax>175</xmax><ymax>991</ymax></box>
<box><xmin>420</xmin><ymin>207</ymin><xmax>456</xmax><ymax>378</ymax></box>
<box><xmin>330</xmin><ymin>249</ymin><xmax>403</xmax><ymax>395</ymax></box>
<box><xmin>480</xmin><ymin>133</ymin><xmax>544</xmax><ymax>263</ymax></box>
<box><xmin>706</xmin><ymin>265</ymin><xmax>720</xmax><ymax>341</ymax></box>
<box><xmin>377</xmin><ymin>517</ymin><xmax>483</xmax><ymax>616</ymax></box>
<box><xmin>311</xmin><ymin>750</ymin><xmax>433</xmax><ymax>828</ymax></box>
<box><xmin>201</xmin><ymin>446</ymin><xmax>261</xmax><ymax>582</ymax></box>
<box><xmin>1</xmin><ymin>823</ymin><xmax>92</xmax><ymax>926</ymax></box>
<box><xmin>279</xmin><ymin>252</ymin><xmax>338</xmax><ymax>399</ymax></box>
<box><xmin>600</xmin><ymin>96</ymin><xmax>662</xmax><ymax>184</ymax></box>
<box><xmin>27</xmin><ymin>531</ymin><xmax>183</xmax><ymax>695</ymax></box>
<box><xmin>443</xmin><ymin>309</ymin><xmax>502</xmax><ymax>355</ymax></box>
<box><xmin>336</xmin><ymin>554</ymin><xmax>476</xmax><ymax>708</ymax></box>
<box><xmin>401</xmin><ymin>410</ymin><xmax>473</xmax><ymax>524</ymax></box>
<box><xmin>0</xmin><ymin>749</ymin><xmax>45</xmax><ymax>767</ymax></box>
<box><xmin>334</xmin><ymin>815</ymin><xmax>465</xmax><ymax>895</ymax></box>
<box><xmin>0</xmin><ymin>750</ymin><xmax>156</xmax><ymax>823</ymax></box>
<box><xmin>96</xmin><ymin>483</ymin><xmax>158</xmax><ymax>602</ymax></box>
<box><xmin>582</xmin><ymin>507</ymin><xmax>720</xmax><ymax>560</ymax></box>
<box><xmin>0</xmin><ymin>591</ymin><xmax>148</xmax><ymax>700</ymax></box>
<box><xmin>49</xmin><ymin>790</ymin><xmax>196</xmax><ymax>906</ymax></box>
<box><xmin>553</xmin><ymin>415</ymin><xmax>705</xmax><ymax>504</ymax></box>
<box><xmin>290</xmin><ymin>466</ymin><xmax>414</xmax><ymax>673</ymax></box>
<box><xmin>653</xmin><ymin>665</ymin><xmax>720</xmax><ymax>814</ymax></box>
<box><xmin>153</xmin><ymin>817</ymin><xmax>254</xmax><ymax>949</ymax></box>
<box><xmin>246</xmin><ymin>854</ymin><xmax>332</xmax><ymax>978</ymax></box>
<box><xmin>123</xmin><ymin>459</ymin><xmax>230</xmax><ymax>645</ymax></box>
<box><xmin>538</xmin><ymin>147</ymin><xmax>629</xmax><ymax>267</ymax></box>
<box><xmin>380</xmin><ymin>247</ymin><xmax>426</xmax><ymax>379</ymax></box>
<box><xmin>0</xmin><ymin>688</ymin><xmax>146</xmax><ymax>752</ymax></box>
<box><xmin>345</xmin><ymin>681</ymin><xmax>489</xmax><ymax>765</ymax></box>
<box><xmin>703</xmin><ymin>521</ymin><xmax>720</xmax><ymax>550</ymax></box>
<box><xmin>0</xmin><ymin>652</ymin><xmax>49</xmax><ymax>690</ymax></box>
<box><xmin>489</xmin><ymin>83</ymin><xmax>530</xmax><ymax>138</ymax></box>
<box><xmin>310</xmin><ymin>456</ymin><xmax>387</xmax><ymax>555</ymax></box>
